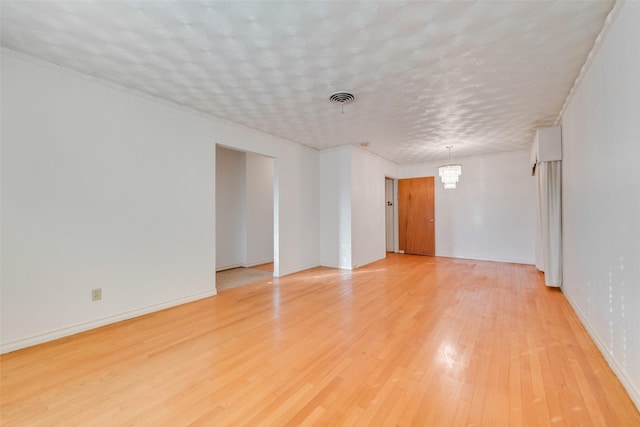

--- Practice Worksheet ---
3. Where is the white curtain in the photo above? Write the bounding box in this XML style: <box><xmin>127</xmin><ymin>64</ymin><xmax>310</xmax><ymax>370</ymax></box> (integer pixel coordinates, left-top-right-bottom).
<box><xmin>535</xmin><ymin>161</ymin><xmax>562</xmax><ymax>287</ymax></box>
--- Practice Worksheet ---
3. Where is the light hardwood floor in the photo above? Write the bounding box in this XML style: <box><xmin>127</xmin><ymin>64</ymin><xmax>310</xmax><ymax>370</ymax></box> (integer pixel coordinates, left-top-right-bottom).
<box><xmin>252</xmin><ymin>262</ymin><xmax>274</xmax><ymax>272</ymax></box>
<box><xmin>1</xmin><ymin>255</ymin><xmax>638</xmax><ymax>426</ymax></box>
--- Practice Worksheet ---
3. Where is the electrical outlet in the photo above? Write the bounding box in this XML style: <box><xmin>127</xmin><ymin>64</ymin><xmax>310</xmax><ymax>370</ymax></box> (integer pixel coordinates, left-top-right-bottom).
<box><xmin>91</xmin><ymin>288</ymin><xmax>102</xmax><ymax>302</ymax></box>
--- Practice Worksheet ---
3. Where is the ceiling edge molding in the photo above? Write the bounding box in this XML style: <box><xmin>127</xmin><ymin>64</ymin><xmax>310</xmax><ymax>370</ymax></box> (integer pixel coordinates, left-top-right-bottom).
<box><xmin>554</xmin><ymin>0</ymin><xmax>625</xmax><ymax>126</ymax></box>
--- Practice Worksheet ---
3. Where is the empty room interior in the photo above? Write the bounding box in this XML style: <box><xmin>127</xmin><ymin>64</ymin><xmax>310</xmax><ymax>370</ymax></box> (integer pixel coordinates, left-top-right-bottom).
<box><xmin>1</xmin><ymin>1</ymin><xmax>639</xmax><ymax>425</ymax></box>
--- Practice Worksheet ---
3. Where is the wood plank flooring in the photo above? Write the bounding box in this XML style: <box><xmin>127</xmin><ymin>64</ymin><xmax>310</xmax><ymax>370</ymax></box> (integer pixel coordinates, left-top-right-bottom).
<box><xmin>1</xmin><ymin>254</ymin><xmax>639</xmax><ymax>426</ymax></box>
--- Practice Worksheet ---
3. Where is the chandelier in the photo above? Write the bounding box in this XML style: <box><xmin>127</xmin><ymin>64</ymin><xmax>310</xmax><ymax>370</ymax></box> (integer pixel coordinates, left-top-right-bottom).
<box><xmin>438</xmin><ymin>146</ymin><xmax>462</xmax><ymax>189</ymax></box>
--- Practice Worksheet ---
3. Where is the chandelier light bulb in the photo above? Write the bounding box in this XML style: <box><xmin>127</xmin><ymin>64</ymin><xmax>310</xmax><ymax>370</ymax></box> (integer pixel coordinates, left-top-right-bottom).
<box><xmin>438</xmin><ymin>147</ymin><xmax>462</xmax><ymax>189</ymax></box>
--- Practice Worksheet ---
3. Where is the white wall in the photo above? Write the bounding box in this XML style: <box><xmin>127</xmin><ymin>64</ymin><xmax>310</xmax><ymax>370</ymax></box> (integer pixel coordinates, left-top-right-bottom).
<box><xmin>350</xmin><ymin>147</ymin><xmax>397</xmax><ymax>268</ymax></box>
<box><xmin>215</xmin><ymin>146</ymin><xmax>246</xmax><ymax>270</ymax></box>
<box><xmin>560</xmin><ymin>1</ymin><xmax>640</xmax><ymax>407</ymax></box>
<box><xmin>1</xmin><ymin>51</ymin><xmax>319</xmax><ymax>352</ymax></box>
<box><xmin>245</xmin><ymin>152</ymin><xmax>274</xmax><ymax>267</ymax></box>
<box><xmin>272</xmin><ymin>147</ymin><xmax>319</xmax><ymax>276</ymax></box>
<box><xmin>319</xmin><ymin>146</ymin><xmax>397</xmax><ymax>269</ymax></box>
<box><xmin>319</xmin><ymin>147</ymin><xmax>352</xmax><ymax>269</ymax></box>
<box><xmin>399</xmin><ymin>150</ymin><xmax>535</xmax><ymax>264</ymax></box>
<box><xmin>1</xmin><ymin>52</ymin><xmax>217</xmax><ymax>351</ymax></box>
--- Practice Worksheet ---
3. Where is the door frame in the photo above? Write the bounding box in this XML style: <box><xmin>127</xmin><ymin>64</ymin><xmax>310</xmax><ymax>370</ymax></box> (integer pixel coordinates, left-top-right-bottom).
<box><xmin>385</xmin><ymin>177</ymin><xmax>395</xmax><ymax>252</ymax></box>
<box><xmin>384</xmin><ymin>177</ymin><xmax>401</xmax><ymax>254</ymax></box>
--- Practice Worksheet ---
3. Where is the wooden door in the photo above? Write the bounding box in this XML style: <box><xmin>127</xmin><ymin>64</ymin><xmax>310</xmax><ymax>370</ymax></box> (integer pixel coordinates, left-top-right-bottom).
<box><xmin>398</xmin><ymin>177</ymin><xmax>435</xmax><ymax>256</ymax></box>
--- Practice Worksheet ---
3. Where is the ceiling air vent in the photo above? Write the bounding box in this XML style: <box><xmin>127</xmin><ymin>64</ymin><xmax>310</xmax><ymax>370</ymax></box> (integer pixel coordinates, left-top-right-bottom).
<box><xmin>329</xmin><ymin>91</ymin><xmax>356</xmax><ymax>105</ymax></box>
<box><xmin>329</xmin><ymin>91</ymin><xmax>356</xmax><ymax>113</ymax></box>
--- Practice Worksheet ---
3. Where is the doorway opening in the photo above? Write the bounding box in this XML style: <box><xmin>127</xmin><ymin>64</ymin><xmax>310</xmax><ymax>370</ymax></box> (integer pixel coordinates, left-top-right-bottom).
<box><xmin>215</xmin><ymin>145</ymin><xmax>276</xmax><ymax>282</ymax></box>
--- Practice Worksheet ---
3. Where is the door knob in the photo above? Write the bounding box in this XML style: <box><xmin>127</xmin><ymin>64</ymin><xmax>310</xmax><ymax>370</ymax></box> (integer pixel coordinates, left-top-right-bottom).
<box><xmin>429</xmin><ymin>219</ymin><xmax>434</xmax><ymax>222</ymax></box>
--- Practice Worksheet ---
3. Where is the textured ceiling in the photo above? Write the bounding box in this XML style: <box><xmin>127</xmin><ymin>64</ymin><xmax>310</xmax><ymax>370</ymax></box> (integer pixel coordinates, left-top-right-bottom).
<box><xmin>0</xmin><ymin>1</ymin><xmax>614</xmax><ymax>164</ymax></box>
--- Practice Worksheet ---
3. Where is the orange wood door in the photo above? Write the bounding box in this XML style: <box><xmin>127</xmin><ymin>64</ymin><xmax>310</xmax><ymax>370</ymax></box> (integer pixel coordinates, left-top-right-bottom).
<box><xmin>398</xmin><ymin>177</ymin><xmax>435</xmax><ymax>256</ymax></box>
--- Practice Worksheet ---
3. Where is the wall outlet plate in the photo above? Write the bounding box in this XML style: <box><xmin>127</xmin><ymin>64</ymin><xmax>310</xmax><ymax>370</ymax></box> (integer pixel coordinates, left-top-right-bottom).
<box><xmin>91</xmin><ymin>288</ymin><xmax>102</xmax><ymax>302</ymax></box>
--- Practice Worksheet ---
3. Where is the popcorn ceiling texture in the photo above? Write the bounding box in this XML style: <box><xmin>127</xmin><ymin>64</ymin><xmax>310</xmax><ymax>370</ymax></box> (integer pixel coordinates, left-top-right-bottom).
<box><xmin>0</xmin><ymin>1</ymin><xmax>613</xmax><ymax>164</ymax></box>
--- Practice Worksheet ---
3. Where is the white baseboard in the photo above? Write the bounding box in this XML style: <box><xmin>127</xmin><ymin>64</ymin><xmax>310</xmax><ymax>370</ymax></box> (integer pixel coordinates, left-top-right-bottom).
<box><xmin>562</xmin><ymin>287</ymin><xmax>640</xmax><ymax>411</ymax></box>
<box><xmin>275</xmin><ymin>263</ymin><xmax>320</xmax><ymax>278</ymax></box>
<box><xmin>244</xmin><ymin>259</ymin><xmax>274</xmax><ymax>268</ymax></box>
<box><xmin>0</xmin><ymin>289</ymin><xmax>218</xmax><ymax>354</ymax></box>
<box><xmin>436</xmin><ymin>251</ymin><xmax>534</xmax><ymax>265</ymax></box>
<box><xmin>318</xmin><ymin>261</ymin><xmax>353</xmax><ymax>271</ymax></box>
<box><xmin>319</xmin><ymin>261</ymin><xmax>339</xmax><ymax>269</ymax></box>
<box><xmin>352</xmin><ymin>254</ymin><xmax>386</xmax><ymax>269</ymax></box>
<box><xmin>216</xmin><ymin>260</ymin><xmax>274</xmax><ymax>272</ymax></box>
<box><xmin>216</xmin><ymin>263</ymin><xmax>243</xmax><ymax>272</ymax></box>
<box><xmin>319</xmin><ymin>262</ymin><xmax>344</xmax><ymax>270</ymax></box>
